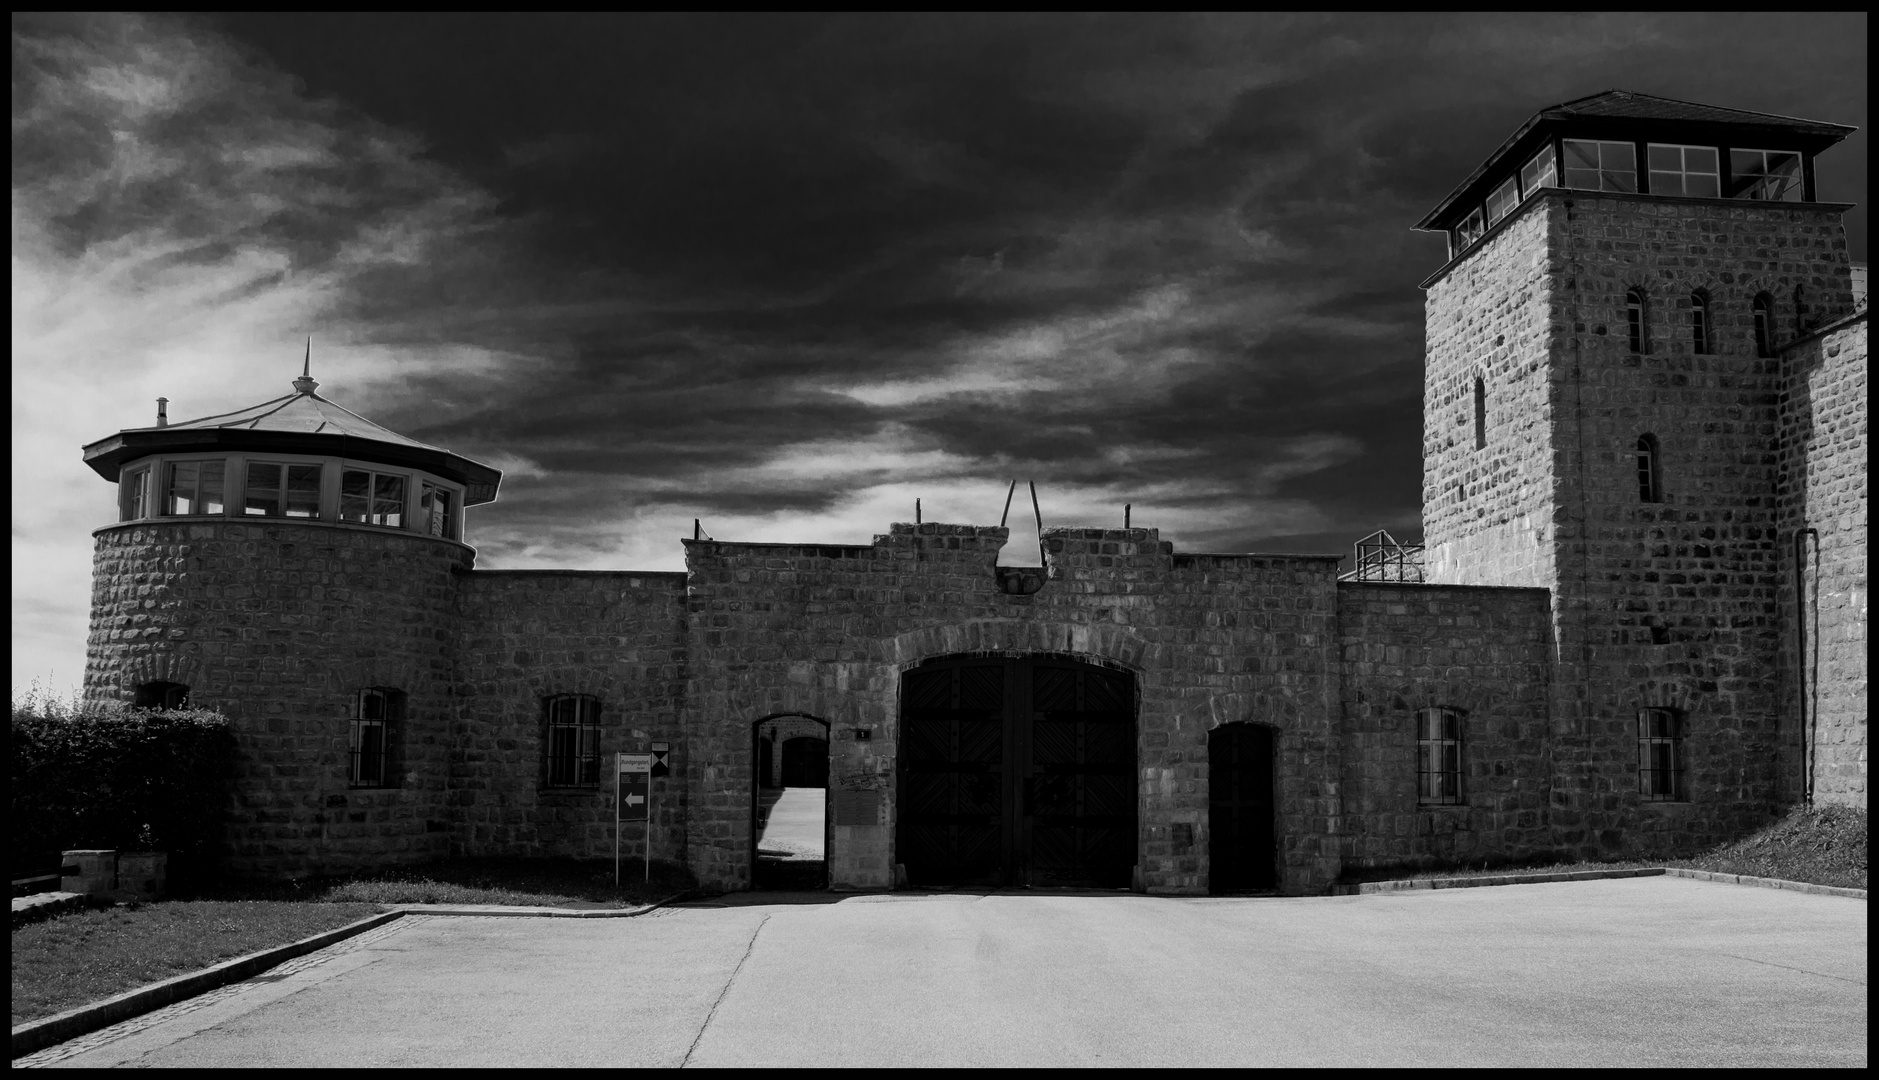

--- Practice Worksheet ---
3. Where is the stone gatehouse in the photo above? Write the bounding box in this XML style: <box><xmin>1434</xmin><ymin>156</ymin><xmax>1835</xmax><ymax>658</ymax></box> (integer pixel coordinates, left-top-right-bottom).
<box><xmin>81</xmin><ymin>91</ymin><xmax>1867</xmax><ymax>895</ymax></box>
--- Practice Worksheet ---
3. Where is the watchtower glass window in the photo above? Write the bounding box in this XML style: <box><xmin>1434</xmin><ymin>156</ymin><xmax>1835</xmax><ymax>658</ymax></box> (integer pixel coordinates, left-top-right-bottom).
<box><xmin>1728</xmin><ymin>149</ymin><xmax>1802</xmax><ymax>202</ymax></box>
<box><xmin>545</xmin><ymin>695</ymin><xmax>601</xmax><ymax>787</ymax></box>
<box><xmin>120</xmin><ymin>465</ymin><xmax>150</xmax><ymax>522</ymax></box>
<box><xmin>1647</xmin><ymin>144</ymin><xmax>1720</xmax><ymax>198</ymax></box>
<box><xmin>1416</xmin><ymin>707</ymin><xmax>1464</xmax><ymax>806</ymax></box>
<box><xmin>164</xmin><ymin>460</ymin><xmax>225</xmax><ymax>516</ymax></box>
<box><xmin>1519</xmin><ymin>146</ymin><xmax>1557</xmax><ymax>194</ymax></box>
<box><xmin>420</xmin><ymin>482</ymin><xmax>455</xmax><ymax>539</ymax></box>
<box><xmin>350</xmin><ymin>689</ymin><xmax>401</xmax><ymax>788</ymax></box>
<box><xmin>1636</xmin><ymin>434</ymin><xmax>1662</xmax><ymax>503</ymax></box>
<box><xmin>1637</xmin><ymin>708</ymin><xmax>1684</xmax><ymax>801</ymax></box>
<box><xmin>1484</xmin><ymin>177</ymin><xmax>1520</xmax><ymax>227</ymax></box>
<box><xmin>1563</xmin><ymin>139</ymin><xmax>1637</xmax><ymax>193</ymax></box>
<box><xmin>341</xmin><ymin>469</ymin><xmax>407</xmax><ymax>528</ymax></box>
<box><xmin>245</xmin><ymin>462</ymin><xmax>321</xmax><ymax>518</ymax></box>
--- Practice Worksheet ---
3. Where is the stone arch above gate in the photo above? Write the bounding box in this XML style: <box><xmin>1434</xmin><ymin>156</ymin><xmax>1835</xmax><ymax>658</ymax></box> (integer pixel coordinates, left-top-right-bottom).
<box><xmin>885</xmin><ymin>620</ymin><xmax>1161</xmax><ymax>672</ymax></box>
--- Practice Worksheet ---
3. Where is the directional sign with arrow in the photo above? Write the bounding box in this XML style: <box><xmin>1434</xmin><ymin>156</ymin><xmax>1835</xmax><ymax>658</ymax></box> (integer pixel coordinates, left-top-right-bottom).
<box><xmin>618</xmin><ymin>771</ymin><xmax>649</xmax><ymax>822</ymax></box>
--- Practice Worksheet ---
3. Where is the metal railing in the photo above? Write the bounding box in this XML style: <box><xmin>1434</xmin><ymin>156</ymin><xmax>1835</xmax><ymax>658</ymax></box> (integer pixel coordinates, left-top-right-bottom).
<box><xmin>1340</xmin><ymin>529</ymin><xmax>1425</xmax><ymax>583</ymax></box>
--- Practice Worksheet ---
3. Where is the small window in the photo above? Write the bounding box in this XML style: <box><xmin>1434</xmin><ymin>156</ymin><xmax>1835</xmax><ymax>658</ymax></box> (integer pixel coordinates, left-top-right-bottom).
<box><xmin>133</xmin><ymin>681</ymin><xmax>190</xmax><ymax>709</ymax></box>
<box><xmin>341</xmin><ymin>469</ymin><xmax>407</xmax><ymax>528</ymax></box>
<box><xmin>1792</xmin><ymin>284</ymin><xmax>1807</xmax><ymax>336</ymax></box>
<box><xmin>545</xmin><ymin>695</ymin><xmax>602</xmax><ymax>787</ymax></box>
<box><xmin>1637</xmin><ymin>434</ymin><xmax>1662</xmax><ymax>503</ymax></box>
<box><xmin>1485</xmin><ymin>177</ymin><xmax>1520</xmax><ymax>226</ymax></box>
<box><xmin>1647</xmin><ymin>144</ymin><xmax>1720</xmax><ymax>198</ymax></box>
<box><xmin>1637</xmin><ymin>708</ymin><xmax>1683</xmax><ymax>802</ymax></box>
<box><xmin>1690</xmin><ymin>291</ymin><xmax>1711</xmax><ymax>355</ymax></box>
<box><xmin>245</xmin><ymin>462</ymin><xmax>322</xmax><ymax>518</ymax></box>
<box><xmin>164</xmin><ymin>460</ymin><xmax>226</xmax><ymax>516</ymax></box>
<box><xmin>1752</xmin><ymin>293</ymin><xmax>1775</xmax><ymax>357</ymax></box>
<box><xmin>1519</xmin><ymin>146</ymin><xmax>1557</xmax><ymax>195</ymax></box>
<box><xmin>1625</xmin><ymin>288</ymin><xmax>1648</xmax><ymax>354</ymax></box>
<box><xmin>1472</xmin><ymin>377</ymin><xmax>1487</xmax><ymax>450</ymax></box>
<box><xmin>1563</xmin><ymin>139</ymin><xmax>1637</xmax><ymax>193</ymax></box>
<box><xmin>120</xmin><ymin>466</ymin><xmax>150</xmax><ymax>522</ymax></box>
<box><xmin>420</xmin><ymin>483</ymin><xmax>455</xmax><ymax>539</ymax></box>
<box><xmin>1417</xmin><ymin>708</ymin><xmax>1464</xmax><ymax>806</ymax></box>
<box><xmin>349</xmin><ymin>689</ymin><xmax>402</xmax><ymax>788</ymax></box>
<box><xmin>1728</xmin><ymin>149</ymin><xmax>1803</xmax><ymax>202</ymax></box>
<box><xmin>1456</xmin><ymin>206</ymin><xmax>1486</xmax><ymax>250</ymax></box>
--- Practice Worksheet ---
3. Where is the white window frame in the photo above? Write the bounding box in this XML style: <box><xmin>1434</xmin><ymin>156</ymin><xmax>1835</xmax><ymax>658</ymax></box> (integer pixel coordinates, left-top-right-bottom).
<box><xmin>420</xmin><ymin>481</ymin><xmax>458</xmax><ymax>540</ymax></box>
<box><xmin>1485</xmin><ymin>176</ymin><xmax>1520</xmax><ymax>226</ymax></box>
<box><xmin>1562</xmin><ymin>139</ymin><xmax>1638</xmax><ymax>193</ymax></box>
<box><xmin>1456</xmin><ymin>206</ymin><xmax>1486</xmax><ymax>250</ymax></box>
<box><xmin>340</xmin><ymin>467</ymin><xmax>411</xmax><ymax>529</ymax></box>
<box><xmin>161</xmin><ymin>456</ymin><xmax>229</xmax><ymax>517</ymax></box>
<box><xmin>120</xmin><ymin>465</ymin><xmax>151</xmax><ymax>522</ymax></box>
<box><xmin>1646</xmin><ymin>143</ymin><xmax>1720</xmax><ymax>198</ymax></box>
<box><xmin>1519</xmin><ymin>146</ymin><xmax>1557</xmax><ymax>195</ymax></box>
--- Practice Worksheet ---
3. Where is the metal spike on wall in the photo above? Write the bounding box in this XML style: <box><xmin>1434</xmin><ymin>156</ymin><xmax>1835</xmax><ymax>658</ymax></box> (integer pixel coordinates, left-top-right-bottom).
<box><xmin>1030</xmin><ymin>481</ymin><xmax>1045</xmax><ymax>567</ymax></box>
<box><xmin>999</xmin><ymin>480</ymin><xmax>1017</xmax><ymax>529</ymax></box>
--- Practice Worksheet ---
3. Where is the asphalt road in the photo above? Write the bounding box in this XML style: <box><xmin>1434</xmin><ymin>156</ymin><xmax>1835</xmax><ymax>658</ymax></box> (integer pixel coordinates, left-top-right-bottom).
<box><xmin>30</xmin><ymin>877</ymin><xmax>1867</xmax><ymax>1068</ymax></box>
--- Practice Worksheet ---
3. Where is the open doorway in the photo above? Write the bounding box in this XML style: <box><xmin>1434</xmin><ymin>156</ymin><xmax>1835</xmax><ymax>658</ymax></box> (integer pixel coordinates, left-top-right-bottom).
<box><xmin>752</xmin><ymin>714</ymin><xmax>829</xmax><ymax>890</ymax></box>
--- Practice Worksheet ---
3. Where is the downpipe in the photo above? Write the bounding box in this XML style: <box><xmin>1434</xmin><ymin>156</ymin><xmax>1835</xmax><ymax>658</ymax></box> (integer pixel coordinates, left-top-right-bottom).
<box><xmin>1792</xmin><ymin>527</ymin><xmax>1819</xmax><ymax>805</ymax></box>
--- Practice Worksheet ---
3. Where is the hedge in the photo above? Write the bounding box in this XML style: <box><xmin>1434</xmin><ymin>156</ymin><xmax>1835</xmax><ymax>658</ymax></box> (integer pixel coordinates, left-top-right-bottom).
<box><xmin>11</xmin><ymin>703</ymin><xmax>237</xmax><ymax>878</ymax></box>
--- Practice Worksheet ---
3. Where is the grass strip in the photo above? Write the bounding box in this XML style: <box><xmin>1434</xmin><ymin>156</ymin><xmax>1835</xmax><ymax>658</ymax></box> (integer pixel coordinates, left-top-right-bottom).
<box><xmin>10</xmin><ymin>901</ymin><xmax>379</xmax><ymax>1026</ymax></box>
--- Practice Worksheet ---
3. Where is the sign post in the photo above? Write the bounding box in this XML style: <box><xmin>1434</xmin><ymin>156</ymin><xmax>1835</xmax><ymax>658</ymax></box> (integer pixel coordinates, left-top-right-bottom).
<box><xmin>616</xmin><ymin>752</ymin><xmax>652</xmax><ymax>886</ymax></box>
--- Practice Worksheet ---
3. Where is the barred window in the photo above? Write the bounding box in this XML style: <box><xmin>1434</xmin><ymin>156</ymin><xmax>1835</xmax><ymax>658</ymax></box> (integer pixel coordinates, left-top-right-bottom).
<box><xmin>1417</xmin><ymin>707</ymin><xmax>1464</xmax><ymax>806</ymax></box>
<box><xmin>341</xmin><ymin>469</ymin><xmax>407</xmax><ymax>528</ymax></box>
<box><xmin>1752</xmin><ymin>293</ymin><xmax>1775</xmax><ymax>357</ymax></box>
<box><xmin>1626</xmin><ymin>288</ymin><xmax>1649</xmax><ymax>354</ymax></box>
<box><xmin>133</xmin><ymin>681</ymin><xmax>189</xmax><ymax>709</ymax></box>
<box><xmin>1638</xmin><ymin>708</ymin><xmax>1683</xmax><ymax>801</ymax></box>
<box><xmin>245</xmin><ymin>462</ymin><xmax>322</xmax><ymax>518</ymax></box>
<box><xmin>546</xmin><ymin>695</ymin><xmax>602</xmax><ymax>787</ymax></box>
<box><xmin>1689</xmin><ymin>290</ymin><xmax>1711</xmax><ymax>355</ymax></box>
<box><xmin>164</xmin><ymin>460</ymin><xmax>226</xmax><ymax>516</ymax></box>
<box><xmin>349</xmin><ymin>689</ymin><xmax>402</xmax><ymax>788</ymax></box>
<box><xmin>1637</xmin><ymin>434</ymin><xmax>1662</xmax><ymax>503</ymax></box>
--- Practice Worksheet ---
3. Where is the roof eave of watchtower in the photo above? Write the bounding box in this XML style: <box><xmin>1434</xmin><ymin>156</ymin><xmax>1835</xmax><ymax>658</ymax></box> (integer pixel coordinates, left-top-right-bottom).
<box><xmin>81</xmin><ymin>389</ymin><xmax>504</xmax><ymax>505</ymax></box>
<box><xmin>1414</xmin><ymin>89</ymin><xmax>1858</xmax><ymax>233</ymax></box>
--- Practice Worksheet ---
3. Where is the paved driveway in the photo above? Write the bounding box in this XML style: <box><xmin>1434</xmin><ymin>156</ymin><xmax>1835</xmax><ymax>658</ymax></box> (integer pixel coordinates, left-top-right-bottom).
<box><xmin>25</xmin><ymin>877</ymin><xmax>1866</xmax><ymax>1068</ymax></box>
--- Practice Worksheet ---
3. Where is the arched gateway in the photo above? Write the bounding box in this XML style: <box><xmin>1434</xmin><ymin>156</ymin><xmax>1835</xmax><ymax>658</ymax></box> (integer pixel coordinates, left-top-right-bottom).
<box><xmin>897</xmin><ymin>654</ymin><xmax>1136</xmax><ymax>888</ymax></box>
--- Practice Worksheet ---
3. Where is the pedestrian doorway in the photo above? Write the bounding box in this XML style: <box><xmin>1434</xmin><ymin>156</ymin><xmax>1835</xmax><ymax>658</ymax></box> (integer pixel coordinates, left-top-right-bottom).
<box><xmin>897</xmin><ymin>655</ymin><xmax>1136</xmax><ymax>888</ymax></box>
<box><xmin>1208</xmin><ymin>723</ymin><xmax>1277</xmax><ymax>893</ymax></box>
<box><xmin>753</xmin><ymin>715</ymin><xmax>828</xmax><ymax>889</ymax></box>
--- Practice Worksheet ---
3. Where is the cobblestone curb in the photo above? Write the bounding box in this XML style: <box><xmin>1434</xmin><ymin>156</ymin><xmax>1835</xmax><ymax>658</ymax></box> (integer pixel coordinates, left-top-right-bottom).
<box><xmin>1661</xmin><ymin>867</ymin><xmax>1867</xmax><ymax>899</ymax></box>
<box><xmin>9</xmin><ymin>890</ymin><xmax>692</xmax><ymax>1059</ymax></box>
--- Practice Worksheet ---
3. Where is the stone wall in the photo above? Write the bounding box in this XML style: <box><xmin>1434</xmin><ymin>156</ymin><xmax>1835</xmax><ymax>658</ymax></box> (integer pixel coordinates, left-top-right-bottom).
<box><xmin>1335</xmin><ymin>582</ymin><xmax>1555</xmax><ymax>872</ymax></box>
<box><xmin>85</xmin><ymin>520</ymin><xmax>471</xmax><ymax>876</ymax></box>
<box><xmin>680</xmin><ymin>523</ymin><xmax>1347</xmax><ymax>896</ymax></box>
<box><xmin>1777</xmin><ymin>312</ymin><xmax>1869</xmax><ymax>807</ymax></box>
<box><xmin>450</xmin><ymin>569</ymin><xmax>688</xmax><ymax>864</ymax></box>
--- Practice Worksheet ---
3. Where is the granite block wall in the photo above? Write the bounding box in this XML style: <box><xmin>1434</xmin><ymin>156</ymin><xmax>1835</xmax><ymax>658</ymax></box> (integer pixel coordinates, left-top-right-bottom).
<box><xmin>1336</xmin><ymin>582</ymin><xmax>1555</xmax><ymax>872</ymax></box>
<box><xmin>1777</xmin><ymin>312</ymin><xmax>1869</xmax><ymax>807</ymax></box>
<box><xmin>450</xmin><ymin>569</ymin><xmax>688</xmax><ymax>863</ymax></box>
<box><xmin>85</xmin><ymin>520</ymin><xmax>471</xmax><ymax>876</ymax></box>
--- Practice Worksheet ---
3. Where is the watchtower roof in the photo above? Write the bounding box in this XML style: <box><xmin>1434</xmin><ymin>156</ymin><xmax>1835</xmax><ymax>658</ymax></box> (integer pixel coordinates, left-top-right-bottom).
<box><xmin>1417</xmin><ymin>89</ymin><xmax>1858</xmax><ymax>232</ymax></box>
<box><xmin>81</xmin><ymin>378</ymin><xmax>503</xmax><ymax>505</ymax></box>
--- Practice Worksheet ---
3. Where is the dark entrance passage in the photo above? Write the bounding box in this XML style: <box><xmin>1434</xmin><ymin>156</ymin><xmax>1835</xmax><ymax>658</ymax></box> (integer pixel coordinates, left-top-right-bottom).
<box><xmin>780</xmin><ymin>737</ymin><xmax>829</xmax><ymax>788</ymax></box>
<box><xmin>1208</xmin><ymin>723</ymin><xmax>1277</xmax><ymax>893</ymax></box>
<box><xmin>753</xmin><ymin>716</ymin><xmax>828</xmax><ymax>890</ymax></box>
<box><xmin>897</xmin><ymin>655</ymin><xmax>1136</xmax><ymax>888</ymax></box>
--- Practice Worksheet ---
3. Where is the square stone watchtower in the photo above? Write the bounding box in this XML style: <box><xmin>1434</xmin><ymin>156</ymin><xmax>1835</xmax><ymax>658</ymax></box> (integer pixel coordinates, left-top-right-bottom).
<box><xmin>1414</xmin><ymin>90</ymin><xmax>1860</xmax><ymax>853</ymax></box>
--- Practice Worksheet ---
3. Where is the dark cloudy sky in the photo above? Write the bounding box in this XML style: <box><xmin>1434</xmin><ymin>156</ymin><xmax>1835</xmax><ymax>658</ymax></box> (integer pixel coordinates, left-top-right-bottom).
<box><xmin>11</xmin><ymin>13</ymin><xmax>1868</xmax><ymax>692</ymax></box>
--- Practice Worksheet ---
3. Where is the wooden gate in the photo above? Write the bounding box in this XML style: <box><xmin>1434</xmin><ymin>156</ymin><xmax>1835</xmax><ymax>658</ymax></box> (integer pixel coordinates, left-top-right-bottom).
<box><xmin>897</xmin><ymin>655</ymin><xmax>1136</xmax><ymax>888</ymax></box>
<box><xmin>1208</xmin><ymin>723</ymin><xmax>1277</xmax><ymax>892</ymax></box>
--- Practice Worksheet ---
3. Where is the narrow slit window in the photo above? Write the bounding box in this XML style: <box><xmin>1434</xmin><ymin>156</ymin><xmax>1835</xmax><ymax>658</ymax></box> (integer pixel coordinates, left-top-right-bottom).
<box><xmin>1417</xmin><ymin>708</ymin><xmax>1464</xmax><ymax>806</ymax></box>
<box><xmin>1563</xmin><ymin>139</ymin><xmax>1637</xmax><ymax>193</ymax></box>
<box><xmin>1792</xmin><ymin>284</ymin><xmax>1807</xmax><ymax>335</ymax></box>
<box><xmin>164</xmin><ymin>460</ymin><xmax>226</xmax><ymax>516</ymax></box>
<box><xmin>1626</xmin><ymin>288</ymin><xmax>1648</xmax><ymax>354</ymax></box>
<box><xmin>1690</xmin><ymin>291</ymin><xmax>1711</xmax><ymax>355</ymax></box>
<box><xmin>1637</xmin><ymin>708</ymin><xmax>1683</xmax><ymax>801</ymax></box>
<box><xmin>1753</xmin><ymin>293</ymin><xmax>1775</xmax><ymax>357</ymax></box>
<box><xmin>1647</xmin><ymin>144</ymin><xmax>1720</xmax><ymax>198</ymax></box>
<box><xmin>1728</xmin><ymin>149</ymin><xmax>1803</xmax><ymax>202</ymax></box>
<box><xmin>420</xmin><ymin>483</ymin><xmax>455</xmax><ymax>539</ymax></box>
<box><xmin>1472</xmin><ymin>377</ymin><xmax>1487</xmax><ymax>450</ymax></box>
<box><xmin>1637</xmin><ymin>434</ymin><xmax>1662</xmax><ymax>503</ymax></box>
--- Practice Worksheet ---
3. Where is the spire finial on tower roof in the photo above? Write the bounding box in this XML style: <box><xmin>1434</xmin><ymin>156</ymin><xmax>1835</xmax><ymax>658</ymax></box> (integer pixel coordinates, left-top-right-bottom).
<box><xmin>292</xmin><ymin>337</ymin><xmax>319</xmax><ymax>395</ymax></box>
